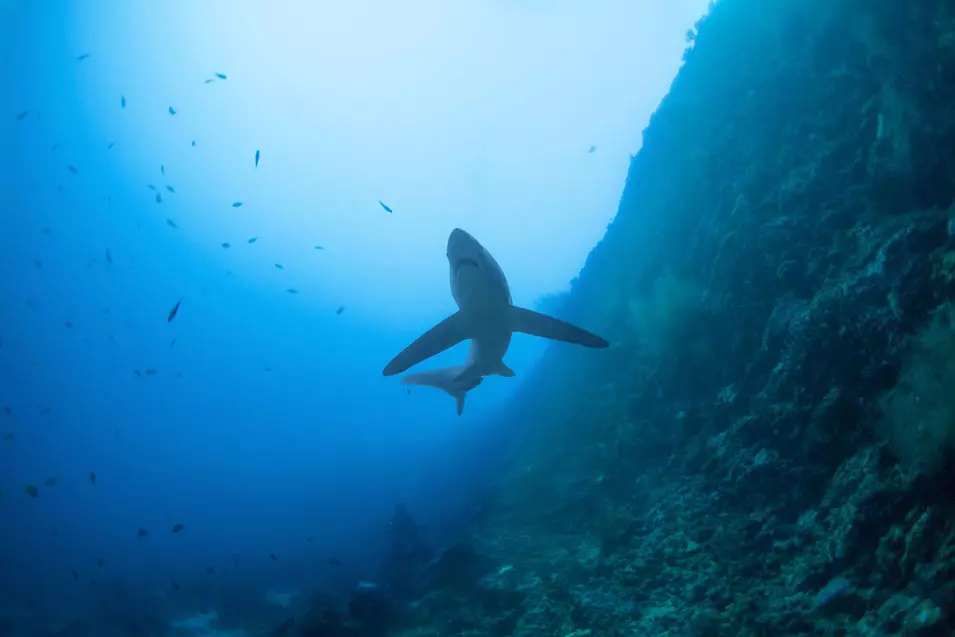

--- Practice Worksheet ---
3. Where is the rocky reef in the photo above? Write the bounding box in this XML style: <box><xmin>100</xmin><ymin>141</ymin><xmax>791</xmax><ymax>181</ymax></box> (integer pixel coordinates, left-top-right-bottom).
<box><xmin>379</xmin><ymin>0</ymin><xmax>955</xmax><ymax>635</ymax></box>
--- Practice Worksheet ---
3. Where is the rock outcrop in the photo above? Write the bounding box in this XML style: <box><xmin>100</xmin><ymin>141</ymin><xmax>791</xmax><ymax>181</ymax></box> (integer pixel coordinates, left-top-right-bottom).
<box><xmin>391</xmin><ymin>0</ymin><xmax>955</xmax><ymax>634</ymax></box>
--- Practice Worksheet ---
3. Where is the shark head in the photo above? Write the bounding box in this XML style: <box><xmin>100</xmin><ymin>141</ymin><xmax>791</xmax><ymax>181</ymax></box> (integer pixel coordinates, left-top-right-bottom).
<box><xmin>447</xmin><ymin>228</ymin><xmax>511</xmax><ymax>309</ymax></box>
<box><xmin>382</xmin><ymin>228</ymin><xmax>609</xmax><ymax>378</ymax></box>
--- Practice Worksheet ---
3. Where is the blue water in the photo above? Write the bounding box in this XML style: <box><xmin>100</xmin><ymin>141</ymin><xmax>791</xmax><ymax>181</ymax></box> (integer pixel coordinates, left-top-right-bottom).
<box><xmin>1</xmin><ymin>1</ymin><xmax>705</xmax><ymax>634</ymax></box>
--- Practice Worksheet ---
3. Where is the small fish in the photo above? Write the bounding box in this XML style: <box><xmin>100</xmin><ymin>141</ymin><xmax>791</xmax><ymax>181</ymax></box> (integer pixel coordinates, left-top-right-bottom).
<box><xmin>286</xmin><ymin>288</ymin><xmax>298</xmax><ymax>294</ymax></box>
<box><xmin>378</xmin><ymin>200</ymin><xmax>393</xmax><ymax>213</ymax></box>
<box><xmin>314</xmin><ymin>245</ymin><xmax>324</xmax><ymax>250</ymax></box>
<box><xmin>51</xmin><ymin>142</ymin><xmax>60</xmax><ymax>151</ymax></box>
<box><xmin>120</xmin><ymin>95</ymin><xmax>126</xmax><ymax>109</ymax></box>
<box><xmin>233</xmin><ymin>555</ymin><xmax>239</xmax><ymax>568</ymax></box>
<box><xmin>72</xmin><ymin>569</ymin><xmax>78</xmax><ymax>581</ymax></box>
<box><xmin>172</xmin><ymin>523</ymin><xmax>184</xmax><ymax>533</ymax></box>
<box><xmin>160</xmin><ymin>164</ymin><xmax>165</xmax><ymax>176</ymax></box>
<box><xmin>254</xmin><ymin>149</ymin><xmax>260</xmax><ymax>167</ymax></box>
<box><xmin>133</xmin><ymin>370</ymin><xmax>142</xmax><ymax>377</ymax></box>
<box><xmin>88</xmin><ymin>472</ymin><xmax>96</xmax><ymax>485</ymax></box>
<box><xmin>2</xmin><ymin>406</ymin><xmax>9</xmax><ymax>415</ymax></box>
<box><xmin>148</xmin><ymin>184</ymin><xmax>156</xmax><ymax>192</ymax></box>
<box><xmin>3</xmin><ymin>432</ymin><xmax>12</xmax><ymax>442</ymax></box>
<box><xmin>166</xmin><ymin>219</ymin><xmax>178</xmax><ymax>229</ymax></box>
<box><xmin>274</xmin><ymin>263</ymin><xmax>284</xmax><ymax>269</ymax></box>
<box><xmin>137</xmin><ymin>528</ymin><xmax>148</xmax><ymax>538</ymax></box>
<box><xmin>87</xmin><ymin>580</ymin><xmax>97</xmax><ymax>591</ymax></box>
<box><xmin>588</xmin><ymin>145</ymin><xmax>597</xmax><ymax>153</ymax></box>
<box><xmin>76</xmin><ymin>53</ymin><xmax>90</xmax><ymax>61</ymax></box>
<box><xmin>222</xmin><ymin>242</ymin><xmax>231</xmax><ymax>249</ymax></box>
<box><xmin>269</xmin><ymin>553</ymin><xmax>278</xmax><ymax>562</ymax></box>
<box><xmin>155</xmin><ymin>193</ymin><xmax>162</xmax><ymax>204</ymax></box>
<box><xmin>43</xmin><ymin>477</ymin><xmax>58</xmax><ymax>487</ymax></box>
<box><xmin>97</xmin><ymin>558</ymin><xmax>103</xmax><ymax>568</ymax></box>
<box><xmin>232</xmin><ymin>202</ymin><xmax>243</xmax><ymax>208</ymax></box>
<box><xmin>41</xmin><ymin>227</ymin><xmax>51</xmax><ymax>234</ymax></box>
<box><xmin>170</xmin><ymin>337</ymin><xmax>177</xmax><ymax>349</ymax></box>
<box><xmin>191</xmin><ymin>140</ymin><xmax>196</xmax><ymax>147</ymax></box>
<box><xmin>306</xmin><ymin>536</ymin><xmax>313</xmax><ymax>543</ymax></box>
<box><xmin>328</xmin><ymin>557</ymin><xmax>342</xmax><ymax>567</ymax></box>
<box><xmin>16</xmin><ymin>111</ymin><xmax>28</xmax><ymax>121</ymax></box>
<box><xmin>56</xmin><ymin>184</ymin><xmax>66</xmax><ymax>193</ymax></box>
<box><xmin>204</xmin><ymin>78</ymin><xmax>214</xmax><ymax>84</ymax></box>
<box><xmin>206</xmin><ymin>566</ymin><xmax>215</xmax><ymax>575</ymax></box>
<box><xmin>33</xmin><ymin>259</ymin><xmax>42</xmax><ymax>268</ymax></box>
<box><xmin>215</xmin><ymin>72</ymin><xmax>227</xmax><ymax>80</ymax></box>
<box><xmin>105</xmin><ymin>249</ymin><xmax>112</xmax><ymax>264</ymax></box>
<box><xmin>144</xmin><ymin>368</ymin><xmax>157</xmax><ymax>376</ymax></box>
<box><xmin>247</xmin><ymin>237</ymin><xmax>257</xmax><ymax>243</ymax></box>
<box><xmin>407</xmin><ymin>389</ymin><xmax>411</xmax><ymax>395</ymax></box>
<box><xmin>166</xmin><ymin>185</ymin><xmax>175</xmax><ymax>193</ymax></box>
<box><xmin>167</xmin><ymin>298</ymin><xmax>182</xmax><ymax>323</ymax></box>
<box><xmin>168</xmin><ymin>106</ymin><xmax>176</xmax><ymax>115</ymax></box>
<box><xmin>107</xmin><ymin>141</ymin><xmax>115</xmax><ymax>150</ymax></box>
<box><xmin>67</xmin><ymin>165</ymin><xmax>78</xmax><ymax>174</ymax></box>
<box><xmin>25</xmin><ymin>485</ymin><xmax>38</xmax><ymax>498</ymax></box>
<box><xmin>336</xmin><ymin>306</ymin><xmax>345</xmax><ymax>315</ymax></box>
<box><xmin>171</xmin><ymin>582</ymin><xmax>180</xmax><ymax>590</ymax></box>
<box><xmin>63</xmin><ymin>321</ymin><xmax>73</xmax><ymax>328</ymax></box>
<box><xmin>39</xmin><ymin>407</ymin><xmax>51</xmax><ymax>415</ymax></box>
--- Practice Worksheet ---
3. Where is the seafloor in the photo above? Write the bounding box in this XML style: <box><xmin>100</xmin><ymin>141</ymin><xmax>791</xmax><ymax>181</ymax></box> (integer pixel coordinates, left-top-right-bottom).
<box><xmin>352</xmin><ymin>0</ymin><xmax>955</xmax><ymax>635</ymax></box>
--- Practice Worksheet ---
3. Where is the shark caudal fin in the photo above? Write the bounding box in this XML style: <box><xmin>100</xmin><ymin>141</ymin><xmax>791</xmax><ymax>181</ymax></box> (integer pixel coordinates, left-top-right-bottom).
<box><xmin>383</xmin><ymin>312</ymin><xmax>469</xmax><ymax>376</ymax></box>
<box><xmin>401</xmin><ymin>367</ymin><xmax>482</xmax><ymax>416</ymax></box>
<box><xmin>508</xmin><ymin>306</ymin><xmax>609</xmax><ymax>348</ymax></box>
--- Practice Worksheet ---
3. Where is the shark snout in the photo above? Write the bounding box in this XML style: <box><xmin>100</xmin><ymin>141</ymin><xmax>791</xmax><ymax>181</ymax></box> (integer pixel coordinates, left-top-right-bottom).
<box><xmin>447</xmin><ymin>228</ymin><xmax>483</xmax><ymax>269</ymax></box>
<box><xmin>447</xmin><ymin>228</ymin><xmax>478</xmax><ymax>254</ymax></box>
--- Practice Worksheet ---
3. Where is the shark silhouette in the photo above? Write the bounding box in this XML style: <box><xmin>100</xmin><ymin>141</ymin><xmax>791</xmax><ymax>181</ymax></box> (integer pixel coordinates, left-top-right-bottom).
<box><xmin>401</xmin><ymin>366</ymin><xmax>484</xmax><ymax>415</ymax></box>
<box><xmin>383</xmin><ymin>228</ymin><xmax>609</xmax><ymax>382</ymax></box>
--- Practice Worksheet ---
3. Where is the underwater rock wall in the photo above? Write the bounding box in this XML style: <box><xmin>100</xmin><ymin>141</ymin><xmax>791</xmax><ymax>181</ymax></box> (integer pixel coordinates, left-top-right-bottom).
<box><xmin>393</xmin><ymin>0</ymin><xmax>955</xmax><ymax>635</ymax></box>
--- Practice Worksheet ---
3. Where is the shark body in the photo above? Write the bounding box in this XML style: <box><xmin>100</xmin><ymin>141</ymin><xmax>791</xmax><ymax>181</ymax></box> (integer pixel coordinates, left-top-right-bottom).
<box><xmin>401</xmin><ymin>365</ymin><xmax>484</xmax><ymax>415</ymax></box>
<box><xmin>384</xmin><ymin>228</ymin><xmax>609</xmax><ymax>383</ymax></box>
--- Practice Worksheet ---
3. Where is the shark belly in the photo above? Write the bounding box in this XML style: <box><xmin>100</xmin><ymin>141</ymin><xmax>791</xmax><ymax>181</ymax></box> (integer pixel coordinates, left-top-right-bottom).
<box><xmin>455</xmin><ymin>306</ymin><xmax>513</xmax><ymax>381</ymax></box>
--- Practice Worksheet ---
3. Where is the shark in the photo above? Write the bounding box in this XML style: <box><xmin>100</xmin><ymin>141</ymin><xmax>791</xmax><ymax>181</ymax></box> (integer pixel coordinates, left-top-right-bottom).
<box><xmin>383</xmin><ymin>228</ymin><xmax>609</xmax><ymax>382</ymax></box>
<box><xmin>401</xmin><ymin>366</ymin><xmax>484</xmax><ymax>415</ymax></box>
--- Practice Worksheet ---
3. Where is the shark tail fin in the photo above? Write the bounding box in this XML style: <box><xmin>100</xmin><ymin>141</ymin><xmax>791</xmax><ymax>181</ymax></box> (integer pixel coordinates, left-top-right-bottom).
<box><xmin>455</xmin><ymin>393</ymin><xmax>466</xmax><ymax>416</ymax></box>
<box><xmin>508</xmin><ymin>306</ymin><xmax>610</xmax><ymax>348</ymax></box>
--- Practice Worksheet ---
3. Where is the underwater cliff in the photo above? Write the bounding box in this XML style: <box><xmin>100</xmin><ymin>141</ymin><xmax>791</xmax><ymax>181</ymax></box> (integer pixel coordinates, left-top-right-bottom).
<box><xmin>381</xmin><ymin>0</ymin><xmax>955</xmax><ymax>635</ymax></box>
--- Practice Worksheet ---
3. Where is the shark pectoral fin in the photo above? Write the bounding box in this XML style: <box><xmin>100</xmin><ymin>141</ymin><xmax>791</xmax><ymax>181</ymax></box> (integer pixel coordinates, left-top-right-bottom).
<box><xmin>455</xmin><ymin>393</ymin><xmax>465</xmax><ymax>416</ymax></box>
<box><xmin>494</xmin><ymin>362</ymin><xmax>515</xmax><ymax>377</ymax></box>
<box><xmin>383</xmin><ymin>313</ymin><xmax>469</xmax><ymax>376</ymax></box>
<box><xmin>508</xmin><ymin>306</ymin><xmax>610</xmax><ymax>348</ymax></box>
